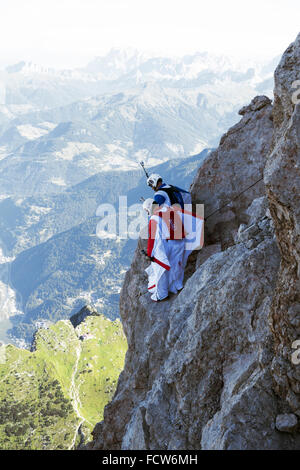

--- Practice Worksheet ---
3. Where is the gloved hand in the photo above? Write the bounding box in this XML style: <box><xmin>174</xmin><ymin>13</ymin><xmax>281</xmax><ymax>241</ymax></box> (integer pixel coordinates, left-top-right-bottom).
<box><xmin>141</xmin><ymin>249</ymin><xmax>154</xmax><ymax>262</ymax></box>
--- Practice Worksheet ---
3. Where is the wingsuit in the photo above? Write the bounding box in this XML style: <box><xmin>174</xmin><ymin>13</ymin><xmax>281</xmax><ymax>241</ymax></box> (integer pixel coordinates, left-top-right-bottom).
<box><xmin>144</xmin><ymin>203</ymin><xmax>204</xmax><ymax>302</ymax></box>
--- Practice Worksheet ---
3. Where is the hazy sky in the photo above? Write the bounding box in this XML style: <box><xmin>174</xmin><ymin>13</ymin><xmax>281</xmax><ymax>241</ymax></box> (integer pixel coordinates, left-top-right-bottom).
<box><xmin>0</xmin><ymin>0</ymin><xmax>299</xmax><ymax>69</ymax></box>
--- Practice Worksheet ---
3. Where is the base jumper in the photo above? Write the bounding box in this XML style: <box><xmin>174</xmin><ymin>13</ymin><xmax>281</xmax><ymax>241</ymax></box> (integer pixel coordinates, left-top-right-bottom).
<box><xmin>142</xmin><ymin>197</ymin><xmax>204</xmax><ymax>302</ymax></box>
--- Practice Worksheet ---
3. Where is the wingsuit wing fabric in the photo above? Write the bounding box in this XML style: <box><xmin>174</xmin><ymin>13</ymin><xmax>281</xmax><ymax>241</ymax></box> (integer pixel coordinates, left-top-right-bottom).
<box><xmin>180</xmin><ymin>207</ymin><xmax>204</xmax><ymax>251</ymax></box>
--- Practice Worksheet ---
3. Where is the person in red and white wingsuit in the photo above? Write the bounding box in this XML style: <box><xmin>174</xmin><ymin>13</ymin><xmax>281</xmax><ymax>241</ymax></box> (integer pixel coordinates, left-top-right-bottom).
<box><xmin>142</xmin><ymin>198</ymin><xmax>204</xmax><ymax>302</ymax></box>
<box><xmin>142</xmin><ymin>199</ymin><xmax>185</xmax><ymax>302</ymax></box>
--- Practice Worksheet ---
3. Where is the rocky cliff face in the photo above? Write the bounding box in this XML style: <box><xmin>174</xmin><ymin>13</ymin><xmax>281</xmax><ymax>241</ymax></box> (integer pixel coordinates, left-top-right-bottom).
<box><xmin>264</xmin><ymin>34</ymin><xmax>300</xmax><ymax>419</ymax></box>
<box><xmin>87</xmin><ymin>35</ymin><xmax>300</xmax><ymax>450</ymax></box>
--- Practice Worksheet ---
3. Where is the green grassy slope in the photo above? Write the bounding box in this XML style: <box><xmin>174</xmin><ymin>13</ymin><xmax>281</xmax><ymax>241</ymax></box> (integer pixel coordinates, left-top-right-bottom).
<box><xmin>0</xmin><ymin>313</ymin><xmax>127</xmax><ymax>449</ymax></box>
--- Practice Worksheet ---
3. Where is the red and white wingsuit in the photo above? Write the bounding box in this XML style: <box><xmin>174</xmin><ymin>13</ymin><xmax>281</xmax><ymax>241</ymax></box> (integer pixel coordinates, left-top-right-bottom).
<box><xmin>146</xmin><ymin>205</ymin><xmax>204</xmax><ymax>301</ymax></box>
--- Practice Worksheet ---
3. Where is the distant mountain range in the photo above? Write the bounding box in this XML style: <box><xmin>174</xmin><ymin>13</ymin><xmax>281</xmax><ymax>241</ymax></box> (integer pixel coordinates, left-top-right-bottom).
<box><xmin>0</xmin><ymin>50</ymin><xmax>276</xmax><ymax>186</ymax></box>
<box><xmin>0</xmin><ymin>49</ymin><xmax>277</xmax><ymax>114</ymax></box>
<box><xmin>0</xmin><ymin>84</ymin><xmax>215</xmax><ymax>197</ymax></box>
<box><xmin>0</xmin><ymin>50</ymin><xmax>276</xmax><ymax>199</ymax></box>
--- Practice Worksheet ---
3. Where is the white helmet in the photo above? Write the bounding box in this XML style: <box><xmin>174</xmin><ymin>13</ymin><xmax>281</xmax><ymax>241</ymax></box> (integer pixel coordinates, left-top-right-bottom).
<box><xmin>147</xmin><ymin>173</ymin><xmax>162</xmax><ymax>189</ymax></box>
<box><xmin>143</xmin><ymin>198</ymin><xmax>154</xmax><ymax>215</ymax></box>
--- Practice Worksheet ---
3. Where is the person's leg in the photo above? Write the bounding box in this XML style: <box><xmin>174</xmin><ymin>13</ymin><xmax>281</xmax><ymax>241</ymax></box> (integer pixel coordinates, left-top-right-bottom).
<box><xmin>151</xmin><ymin>269</ymin><xmax>169</xmax><ymax>301</ymax></box>
<box><xmin>167</xmin><ymin>239</ymin><xmax>185</xmax><ymax>293</ymax></box>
